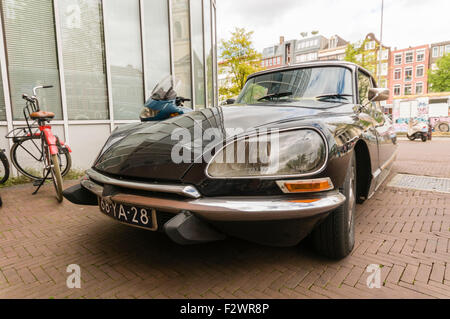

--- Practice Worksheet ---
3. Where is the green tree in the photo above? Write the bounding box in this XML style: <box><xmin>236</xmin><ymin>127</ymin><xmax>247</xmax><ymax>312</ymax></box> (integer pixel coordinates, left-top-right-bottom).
<box><xmin>428</xmin><ymin>53</ymin><xmax>450</xmax><ymax>92</ymax></box>
<box><xmin>219</xmin><ymin>27</ymin><xmax>263</xmax><ymax>101</ymax></box>
<box><xmin>344</xmin><ymin>39</ymin><xmax>378</xmax><ymax>75</ymax></box>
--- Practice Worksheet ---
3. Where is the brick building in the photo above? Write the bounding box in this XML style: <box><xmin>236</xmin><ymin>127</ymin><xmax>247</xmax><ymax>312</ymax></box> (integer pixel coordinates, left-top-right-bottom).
<box><xmin>387</xmin><ymin>45</ymin><xmax>429</xmax><ymax>105</ymax></box>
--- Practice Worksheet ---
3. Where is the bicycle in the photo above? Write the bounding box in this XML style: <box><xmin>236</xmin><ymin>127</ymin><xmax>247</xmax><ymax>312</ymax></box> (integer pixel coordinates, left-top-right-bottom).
<box><xmin>0</xmin><ymin>149</ymin><xmax>10</xmax><ymax>184</ymax></box>
<box><xmin>5</xmin><ymin>85</ymin><xmax>72</xmax><ymax>202</ymax></box>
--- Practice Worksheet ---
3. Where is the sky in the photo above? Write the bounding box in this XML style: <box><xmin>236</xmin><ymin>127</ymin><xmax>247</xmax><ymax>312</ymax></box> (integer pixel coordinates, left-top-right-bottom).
<box><xmin>216</xmin><ymin>0</ymin><xmax>450</xmax><ymax>53</ymax></box>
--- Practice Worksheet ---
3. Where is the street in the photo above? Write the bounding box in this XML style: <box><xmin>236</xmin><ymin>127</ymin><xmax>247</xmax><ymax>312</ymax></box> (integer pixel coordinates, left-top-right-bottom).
<box><xmin>0</xmin><ymin>139</ymin><xmax>449</xmax><ymax>299</ymax></box>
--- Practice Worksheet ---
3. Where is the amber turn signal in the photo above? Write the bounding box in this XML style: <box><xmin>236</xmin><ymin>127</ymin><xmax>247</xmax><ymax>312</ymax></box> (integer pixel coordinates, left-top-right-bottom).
<box><xmin>276</xmin><ymin>178</ymin><xmax>334</xmax><ymax>193</ymax></box>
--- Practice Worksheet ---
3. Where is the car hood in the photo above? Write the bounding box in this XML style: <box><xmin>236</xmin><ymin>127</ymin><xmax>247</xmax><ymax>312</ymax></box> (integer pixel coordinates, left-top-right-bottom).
<box><xmin>94</xmin><ymin>103</ymin><xmax>351</xmax><ymax>181</ymax></box>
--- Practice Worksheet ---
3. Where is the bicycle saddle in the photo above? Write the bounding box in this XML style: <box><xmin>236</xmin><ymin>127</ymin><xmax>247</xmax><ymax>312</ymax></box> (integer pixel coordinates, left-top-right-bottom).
<box><xmin>30</xmin><ymin>111</ymin><xmax>55</xmax><ymax>120</ymax></box>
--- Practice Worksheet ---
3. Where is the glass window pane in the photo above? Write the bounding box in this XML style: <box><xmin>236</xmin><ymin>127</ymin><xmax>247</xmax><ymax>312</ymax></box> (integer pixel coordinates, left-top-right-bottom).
<box><xmin>2</xmin><ymin>0</ymin><xmax>62</xmax><ymax>120</ymax></box>
<box><xmin>171</xmin><ymin>0</ymin><xmax>192</xmax><ymax>108</ymax></box>
<box><xmin>190</xmin><ymin>0</ymin><xmax>205</xmax><ymax>109</ymax></box>
<box><xmin>0</xmin><ymin>61</ymin><xmax>5</xmax><ymax>120</ymax></box>
<box><xmin>143</xmin><ymin>0</ymin><xmax>171</xmax><ymax>94</ymax></box>
<box><xmin>59</xmin><ymin>0</ymin><xmax>109</xmax><ymax>120</ymax></box>
<box><xmin>104</xmin><ymin>0</ymin><xmax>143</xmax><ymax>120</ymax></box>
<box><xmin>211</xmin><ymin>3</ymin><xmax>217</xmax><ymax>106</ymax></box>
<box><xmin>204</xmin><ymin>0</ymin><xmax>213</xmax><ymax>108</ymax></box>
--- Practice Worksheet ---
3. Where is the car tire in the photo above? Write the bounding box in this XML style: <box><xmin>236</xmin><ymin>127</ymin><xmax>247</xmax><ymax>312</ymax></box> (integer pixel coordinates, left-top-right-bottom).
<box><xmin>437</xmin><ymin>122</ymin><xmax>449</xmax><ymax>133</ymax></box>
<box><xmin>421</xmin><ymin>134</ymin><xmax>427</xmax><ymax>142</ymax></box>
<box><xmin>311</xmin><ymin>152</ymin><xmax>356</xmax><ymax>259</ymax></box>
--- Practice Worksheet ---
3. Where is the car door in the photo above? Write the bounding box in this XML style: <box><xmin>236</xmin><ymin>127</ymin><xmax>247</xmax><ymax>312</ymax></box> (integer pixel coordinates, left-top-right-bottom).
<box><xmin>357</xmin><ymin>69</ymin><xmax>381</xmax><ymax>178</ymax></box>
<box><xmin>358</xmin><ymin>69</ymin><xmax>396</xmax><ymax>189</ymax></box>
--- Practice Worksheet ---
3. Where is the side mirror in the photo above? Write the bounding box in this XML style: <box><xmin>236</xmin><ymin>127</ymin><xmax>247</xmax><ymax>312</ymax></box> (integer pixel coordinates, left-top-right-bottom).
<box><xmin>368</xmin><ymin>88</ymin><xmax>389</xmax><ymax>102</ymax></box>
<box><xmin>226</xmin><ymin>98</ymin><xmax>236</xmax><ymax>105</ymax></box>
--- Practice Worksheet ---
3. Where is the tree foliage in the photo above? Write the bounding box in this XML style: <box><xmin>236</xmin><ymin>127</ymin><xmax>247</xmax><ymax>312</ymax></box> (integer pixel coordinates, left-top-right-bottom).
<box><xmin>219</xmin><ymin>27</ymin><xmax>263</xmax><ymax>101</ymax></box>
<box><xmin>344</xmin><ymin>39</ymin><xmax>378</xmax><ymax>75</ymax></box>
<box><xmin>428</xmin><ymin>53</ymin><xmax>450</xmax><ymax>92</ymax></box>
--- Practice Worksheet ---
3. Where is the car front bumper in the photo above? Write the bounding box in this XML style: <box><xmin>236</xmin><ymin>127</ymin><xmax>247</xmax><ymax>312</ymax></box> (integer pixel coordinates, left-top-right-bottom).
<box><xmin>64</xmin><ymin>169</ymin><xmax>346</xmax><ymax>246</ymax></box>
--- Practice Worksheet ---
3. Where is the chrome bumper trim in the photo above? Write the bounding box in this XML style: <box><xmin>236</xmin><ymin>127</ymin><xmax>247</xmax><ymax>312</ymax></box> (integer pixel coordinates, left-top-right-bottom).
<box><xmin>81</xmin><ymin>178</ymin><xmax>346</xmax><ymax>222</ymax></box>
<box><xmin>85</xmin><ymin>169</ymin><xmax>201</xmax><ymax>199</ymax></box>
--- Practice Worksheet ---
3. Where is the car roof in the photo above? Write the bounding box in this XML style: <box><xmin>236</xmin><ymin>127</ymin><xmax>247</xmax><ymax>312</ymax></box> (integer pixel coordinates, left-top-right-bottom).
<box><xmin>248</xmin><ymin>60</ymin><xmax>372</xmax><ymax>80</ymax></box>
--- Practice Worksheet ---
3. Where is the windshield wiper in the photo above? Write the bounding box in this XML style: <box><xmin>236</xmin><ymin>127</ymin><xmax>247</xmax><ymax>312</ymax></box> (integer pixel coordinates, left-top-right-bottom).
<box><xmin>315</xmin><ymin>93</ymin><xmax>352</xmax><ymax>102</ymax></box>
<box><xmin>257</xmin><ymin>91</ymin><xmax>293</xmax><ymax>101</ymax></box>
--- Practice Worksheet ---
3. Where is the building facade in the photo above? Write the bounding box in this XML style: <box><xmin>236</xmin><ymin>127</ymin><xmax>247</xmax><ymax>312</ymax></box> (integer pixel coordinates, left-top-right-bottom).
<box><xmin>261</xmin><ymin>36</ymin><xmax>286</xmax><ymax>69</ymax></box>
<box><xmin>318</xmin><ymin>35</ymin><xmax>348</xmax><ymax>61</ymax></box>
<box><xmin>429</xmin><ymin>41</ymin><xmax>450</xmax><ymax>70</ymax></box>
<box><xmin>293</xmin><ymin>35</ymin><xmax>328</xmax><ymax>64</ymax></box>
<box><xmin>387</xmin><ymin>45</ymin><xmax>429</xmax><ymax>105</ymax></box>
<box><xmin>0</xmin><ymin>0</ymin><xmax>218</xmax><ymax>171</ymax></box>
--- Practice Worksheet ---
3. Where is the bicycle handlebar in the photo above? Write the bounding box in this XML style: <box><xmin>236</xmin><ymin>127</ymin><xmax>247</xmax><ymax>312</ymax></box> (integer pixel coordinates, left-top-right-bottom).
<box><xmin>32</xmin><ymin>85</ymin><xmax>53</xmax><ymax>96</ymax></box>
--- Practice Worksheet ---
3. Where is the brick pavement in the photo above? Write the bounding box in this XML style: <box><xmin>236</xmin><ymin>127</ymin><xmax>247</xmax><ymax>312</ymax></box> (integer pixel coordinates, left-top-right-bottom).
<box><xmin>0</xmin><ymin>139</ymin><xmax>449</xmax><ymax>299</ymax></box>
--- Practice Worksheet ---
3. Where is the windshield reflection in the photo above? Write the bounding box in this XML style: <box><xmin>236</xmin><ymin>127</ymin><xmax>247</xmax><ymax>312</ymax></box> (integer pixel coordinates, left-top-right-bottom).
<box><xmin>237</xmin><ymin>66</ymin><xmax>353</xmax><ymax>106</ymax></box>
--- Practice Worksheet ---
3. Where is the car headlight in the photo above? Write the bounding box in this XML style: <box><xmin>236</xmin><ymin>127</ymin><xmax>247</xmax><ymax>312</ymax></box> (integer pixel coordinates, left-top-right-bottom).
<box><xmin>205</xmin><ymin>128</ymin><xmax>328</xmax><ymax>178</ymax></box>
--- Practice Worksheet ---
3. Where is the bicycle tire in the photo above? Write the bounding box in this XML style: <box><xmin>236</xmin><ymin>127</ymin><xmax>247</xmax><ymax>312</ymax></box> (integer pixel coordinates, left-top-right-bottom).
<box><xmin>10</xmin><ymin>135</ymin><xmax>71</xmax><ymax>180</ymax></box>
<box><xmin>50</xmin><ymin>154</ymin><xmax>63</xmax><ymax>203</ymax></box>
<box><xmin>0</xmin><ymin>151</ymin><xmax>10</xmax><ymax>184</ymax></box>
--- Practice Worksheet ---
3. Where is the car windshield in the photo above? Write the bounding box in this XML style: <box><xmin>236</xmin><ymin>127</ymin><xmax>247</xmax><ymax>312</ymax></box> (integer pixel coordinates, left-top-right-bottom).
<box><xmin>236</xmin><ymin>66</ymin><xmax>353</xmax><ymax>106</ymax></box>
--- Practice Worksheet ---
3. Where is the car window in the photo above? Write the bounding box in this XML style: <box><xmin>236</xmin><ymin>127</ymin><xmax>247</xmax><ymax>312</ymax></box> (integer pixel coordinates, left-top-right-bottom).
<box><xmin>358</xmin><ymin>70</ymin><xmax>372</xmax><ymax>106</ymax></box>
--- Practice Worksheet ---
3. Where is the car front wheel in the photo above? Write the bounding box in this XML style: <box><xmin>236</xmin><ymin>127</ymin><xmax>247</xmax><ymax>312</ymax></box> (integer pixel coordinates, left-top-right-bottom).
<box><xmin>311</xmin><ymin>152</ymin><xmax>356</xmax><ymax>259</ymax></box>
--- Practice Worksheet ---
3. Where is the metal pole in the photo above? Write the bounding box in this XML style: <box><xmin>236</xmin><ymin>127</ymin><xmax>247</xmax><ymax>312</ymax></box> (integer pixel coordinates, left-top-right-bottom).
<box><xmin>378</xmin><ymin>0</ymin><xmax>384</xmax><ymax>87</ymax></box>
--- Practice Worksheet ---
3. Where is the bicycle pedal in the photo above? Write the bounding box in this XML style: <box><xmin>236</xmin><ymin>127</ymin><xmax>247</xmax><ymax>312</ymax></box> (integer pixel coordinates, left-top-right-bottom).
<box><xmin>33</xmin><ymin>179</ymin><xmax>43</xmax><ymax>186</ymax></box>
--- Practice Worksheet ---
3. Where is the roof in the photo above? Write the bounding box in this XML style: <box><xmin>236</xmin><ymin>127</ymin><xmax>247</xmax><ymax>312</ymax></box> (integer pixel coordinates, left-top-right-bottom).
<box><xmin>248</xmin><ymin>60</ymin><xmax>370</xmax><ymax>79</ymax></box>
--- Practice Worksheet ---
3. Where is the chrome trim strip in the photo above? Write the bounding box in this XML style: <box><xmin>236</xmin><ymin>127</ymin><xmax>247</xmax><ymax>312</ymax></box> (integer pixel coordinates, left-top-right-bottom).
<box><xmin>204</xmin><ymin>126</ymin><xmax>329</xmax><ymax>180</ymax></box>
<box><xmin>85</xmin><ymin>169</ymin><xmax>201</xmax><ymax>199</ymax></box>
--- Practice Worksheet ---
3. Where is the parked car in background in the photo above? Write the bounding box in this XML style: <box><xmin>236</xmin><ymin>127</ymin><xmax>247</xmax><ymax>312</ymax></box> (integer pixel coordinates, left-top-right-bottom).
<box><xmin>64</xmin><ymin>61</ymin><xmax>397</xmax><ymax>259</ymax></box>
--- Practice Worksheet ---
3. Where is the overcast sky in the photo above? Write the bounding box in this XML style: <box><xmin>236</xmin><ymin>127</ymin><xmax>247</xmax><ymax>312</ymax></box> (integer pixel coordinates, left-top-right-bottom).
<box><xmin>216</xmin><ymin>0</ymin><xmax>450</xmax><ymax>53</ymax></box>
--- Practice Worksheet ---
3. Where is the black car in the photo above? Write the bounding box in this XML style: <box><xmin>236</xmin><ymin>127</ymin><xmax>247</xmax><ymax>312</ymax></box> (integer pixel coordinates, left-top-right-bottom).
<box><xmin>64</xmin><ymin>61</ymin><xmax>397</xmax><ymax>259</ymax></box>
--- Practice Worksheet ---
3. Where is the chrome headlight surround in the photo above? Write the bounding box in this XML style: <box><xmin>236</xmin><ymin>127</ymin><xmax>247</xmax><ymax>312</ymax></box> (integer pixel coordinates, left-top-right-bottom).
<box><xmin>205</xmin><ymin>126</ymin><xmax>329</xmax><ymax>179</ymax></box>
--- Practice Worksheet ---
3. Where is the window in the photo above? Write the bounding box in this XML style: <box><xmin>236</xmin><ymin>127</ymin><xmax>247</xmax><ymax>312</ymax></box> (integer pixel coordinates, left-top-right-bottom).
<box><xmin>204</xmin><ymin>0</ymin><xmax>213</xmax><ymax>107</ymax></box>
<box><xmin>172</xmin><ymin>0</ymin><xmax>192</xmax><ymax>107</ymax></box>
<box><xmin>378</xmin><ymin>49</ymin><xmax>388</xmax><ymax>60</ymax></box>
<box><xmin>59</xmin><ymin>0</ymin><xmax>108</xmax><ymax>120</ymax></box>
<box><xmin>394</xmin><ymin>54</ymin><xmax>402</xmax><ymax>65</ymax></box>
<box><xmin>143</xmin><ymin>0</ymin><xmax>171</xmax><ymax>96</ymax></box>
<box><xmin>0</xmin><ymin>60</ymin><xmax>5</xmax><ymax>120</ymax></box>
<box><xmin>358</xmin><ymin>71</ymin><xmax>372</xmax><ymax>105</ymax></box>
<box><xmin>432</xmin><ymin>47</ymin><xmax>439</xmax><ymax>57</ymax></box>
<box><xmin>268</xmin><ymin>59</ymin><xmax>272</xmax><ymax>66</ymax></box>
<box><xmin>405</xmin><ymin>67</ymin><xmax>413</xmax><ymax>81</ymax></box>
<box><xmin>405</xmin><ymin>51</ymin><xmax>413</xmax><ymax>63</ymax></box>
<box><xmin>381</xmin><ymin>63</ymin><xmax>388</xmax><ymax>76</ymax></box>
<box><xmin>3</xmin><ymin>0</ymin><xmax>62</xmax><ymax>120</ymax></box>
<box><xmin>104</xmin><ymin>0</ymin><xmax>144</xmax><ymax>120</ymax></box>
<box><xmin>190</xmin><ymin>0</ymin><xmax>205</xmax><ymax>108</ymax></box>
<box><xmin>404</xmin><ymin>83</ymin><xmax>412</xmax><ymax>95</ymax></box>
<box><xmin>416</xmin><ymin>65</ymin><xmax>424</xmax><ymax>77</ymax></box>
<box><xmin>446</xmin><ymin>44</ymin><xmax>450</xmax><ymax>53</ymax></box>
<box><xmin>394</xmin><ymin>85</ymin><xmax>401</xmax><ymax>96</ymax></box>
<box><xmin>415</xmin><ymin>82</ymin><xmax>423</xmax><ymax>95</ymax></box>
<box><xmin>365</xmin><ymin>41</ymin><xmax>375</xmax><ymax>50</ymax></box>
<box><xmin>416</xmin><ymin>49</ymin><xmax>425</xmax><ymax>62</ymax></box>
<box><xmin>394</xmin><ymin>68</ymin><xmax>402</xmax><ymax>80</ymax></box>
<box><xmin>439</xmin><ymin>46</ymin><xmax>444</xmax><ymax>56</ymax></box>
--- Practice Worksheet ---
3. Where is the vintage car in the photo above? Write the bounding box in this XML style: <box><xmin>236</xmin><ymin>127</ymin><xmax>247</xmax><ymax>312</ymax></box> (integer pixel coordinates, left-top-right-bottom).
<box><xmin>64</xmin><ymin>61</ymin><xmax>397</xmax><ymax>259</ymax></box>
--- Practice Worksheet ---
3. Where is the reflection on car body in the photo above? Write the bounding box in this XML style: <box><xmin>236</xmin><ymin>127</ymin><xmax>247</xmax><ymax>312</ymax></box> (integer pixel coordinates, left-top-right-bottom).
<box><xmin>64</xmin><ymin>61</ymin><xmax>397</xmax><ymax>259</ymax></box>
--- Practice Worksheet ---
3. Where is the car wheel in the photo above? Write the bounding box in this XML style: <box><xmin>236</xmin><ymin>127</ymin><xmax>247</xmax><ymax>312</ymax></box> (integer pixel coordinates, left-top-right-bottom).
<box><xmin>311</xmin><ymin>152</ymin><xmax>356</xmax><ymax>259</ymax></box>
<box><xmin>438</xmin><ymin>122</ymin><xmax>449</xmax><ymax>132</ymax></box>
<box><xmin>421</xmin><ymin>134</ymin><xmax>427</xmax><ymax>142</ymax></box>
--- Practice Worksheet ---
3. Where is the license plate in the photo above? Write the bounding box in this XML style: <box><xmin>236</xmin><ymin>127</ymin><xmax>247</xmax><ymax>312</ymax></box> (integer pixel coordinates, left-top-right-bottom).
<box><xmin>98</xmin><ymin>197</ymin><xmax>158</xmax><ymax>231</ymax></box>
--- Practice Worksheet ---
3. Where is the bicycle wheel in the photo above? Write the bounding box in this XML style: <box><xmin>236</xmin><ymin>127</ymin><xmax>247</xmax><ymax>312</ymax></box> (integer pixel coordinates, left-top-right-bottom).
<box><xmin>11</xmin><ymin>136</ymin><xmax>71</xmax><ymax>180</ymax></box>
<box><xmin>0</xmin><ymin>151</ymin><xmax>10</xmax><ymax>184</ymax></box>
<box><xmin>50</xmin><ymin>153</ymin><xmax>63</xmax><ymax>203</ymax></box>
